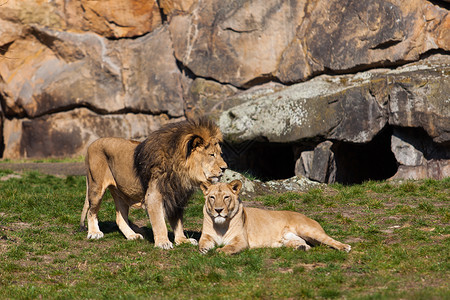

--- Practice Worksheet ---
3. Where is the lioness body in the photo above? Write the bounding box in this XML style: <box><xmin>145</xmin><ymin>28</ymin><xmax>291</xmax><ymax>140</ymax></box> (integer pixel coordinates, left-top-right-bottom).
<box><xmin>199</xmin><ymin>181</ymin><xmax>351</xmax><ymax>254</ymax></box>
<box><xmin>80</xmin><ymin>118</ymin><xmax>227</xmax><ymax>249</ymax></box>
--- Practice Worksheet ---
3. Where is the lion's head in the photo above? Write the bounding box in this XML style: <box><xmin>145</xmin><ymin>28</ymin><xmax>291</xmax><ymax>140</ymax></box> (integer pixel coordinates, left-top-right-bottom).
<box><xmin>186</xmin><ymin>134</ymin><xmax>227</xmax><ymax>184</ymax></box>
<box><xmin>200</xmin><ymin>180</ymin><xmax>242</xmax><ymax>224</ymax></box>
<box><xmin>177</xmin><ymin>118</ymin><xmax>227</xmax><ymax>184</ymax></box>
<box><xmin>134</xmin><ymin>118</ymin><xmax>228</xmax><ymax>194</ymax></box>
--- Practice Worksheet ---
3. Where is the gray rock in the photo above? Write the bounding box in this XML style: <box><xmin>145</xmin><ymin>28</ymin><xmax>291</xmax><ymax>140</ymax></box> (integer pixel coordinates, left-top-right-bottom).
<box><xmin>309</xmin><ymin>141</ymin><xmax>336</xmax><ymax>184</ymax></box>
<box><xmin>220</xmin><ymin>169</ymin><xmax>321</xmax><ymax>197</ymax></box>
<box><xmin>391</xmin><ymin>129</ymin><xmax>425</xmax><ymax>166</ymax></box>
<box><xmin>295</xmin><ymin>151</ymin><xmax>314</xmax><ymax>178</ymax></box>
<box><xmin>220</xmin><ymin>55</ymin><xmax>450</xmax><ymax>145</ymax></box>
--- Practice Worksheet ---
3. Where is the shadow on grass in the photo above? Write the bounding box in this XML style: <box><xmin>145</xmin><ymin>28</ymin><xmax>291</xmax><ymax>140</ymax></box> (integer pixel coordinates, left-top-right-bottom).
<box><xmin>95</xmin><ymin>221</ymin><xmax>201</xmax><ymax>244</ymax></box>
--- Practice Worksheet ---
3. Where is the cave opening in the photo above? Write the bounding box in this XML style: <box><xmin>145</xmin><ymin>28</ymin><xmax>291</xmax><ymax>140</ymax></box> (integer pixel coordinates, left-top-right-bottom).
<box><xmin>331</xmin><ymin>127</ymin><xmax>399</xmax><ymax>184</ymax></box>
<box><xmin>222</xmin><ymin>127</ymin><xmax>399</xmax><ymax>184</ymax></box>
<box><xmin>222</xmin><ymin>140</ymin><xmax>297</xmax><ymax>181</ymax></box>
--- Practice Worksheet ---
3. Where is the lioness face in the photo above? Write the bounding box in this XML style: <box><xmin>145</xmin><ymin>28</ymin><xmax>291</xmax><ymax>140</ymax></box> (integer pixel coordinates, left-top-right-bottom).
<box><xmin>201</xmin><ymin>180</ymin><xmax>242</xmax><ymax>224</ymax></box>
<box><xmin>190</xmin><ymin>139</ymin><xmax>227</xmax><ymax>184</ymax></box>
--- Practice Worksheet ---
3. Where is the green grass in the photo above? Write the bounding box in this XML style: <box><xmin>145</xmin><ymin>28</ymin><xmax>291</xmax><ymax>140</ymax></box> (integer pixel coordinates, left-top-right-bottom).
<box><xmin>0</xmin><ymin>156</ymin><xmax>85</xmax><ymax>163</ymax></box>
<box><xmin>0</xmin><ymin>170</ymin><xmax>449</xmax><ymax>299</ymax></box>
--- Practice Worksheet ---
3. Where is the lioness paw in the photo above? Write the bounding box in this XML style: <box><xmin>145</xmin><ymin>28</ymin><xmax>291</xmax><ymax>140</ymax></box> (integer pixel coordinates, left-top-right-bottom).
<box><xmin>199</xmin><ymin>247</ymin><xmax>211</xmax><ymax>254</ymax></box>
<box><xmin>343</xmin><ymin>244</ymin><xmax>352</xmax><ymax>252</ymax></box>
<box><xmin>155</xmin><ymin>241</ymin><xmax>173</xmax><ymax>250</ymax></box>
<box><xmin>296</xmin><ymin>244</ymin><xmax>311</xmax><ymax>251</ymax></box>
<box><xmin>87</xmin><ymin>231</ymin><xmax>104</xmax><ymax>239</ymax></box>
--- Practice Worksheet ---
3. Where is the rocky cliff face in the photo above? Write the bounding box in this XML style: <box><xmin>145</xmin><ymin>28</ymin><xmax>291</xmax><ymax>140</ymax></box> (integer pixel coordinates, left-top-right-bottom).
<box><xmin>0</xmin><ymin>0</ymin><xmax>449</xmax><ymax>183</ymax></box>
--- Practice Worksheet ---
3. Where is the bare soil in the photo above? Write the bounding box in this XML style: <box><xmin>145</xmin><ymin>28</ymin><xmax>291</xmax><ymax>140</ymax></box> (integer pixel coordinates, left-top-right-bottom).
<box><xmin>0</xmin><ymin>162</ymin><xmax>85</xmax><ymax>176</ymax></box>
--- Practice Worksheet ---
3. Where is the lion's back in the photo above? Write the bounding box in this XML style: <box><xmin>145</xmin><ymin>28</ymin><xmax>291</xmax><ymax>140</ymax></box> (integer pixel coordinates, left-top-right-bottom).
<box><xmin>243</xmin><ymin>207</ymin><xmax>303</xmax><ymax>248</ymax></box>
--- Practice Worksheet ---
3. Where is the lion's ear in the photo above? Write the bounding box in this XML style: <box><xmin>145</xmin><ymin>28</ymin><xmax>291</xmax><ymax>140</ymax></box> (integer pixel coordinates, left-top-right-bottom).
<box><xmin>229</xmin><ymin>180</ymin><xmax>242</xmax><ymax>195</ymax></box>
<box><xmin>200</xmin><ymin>182</ymin><xmax>211</xmax><ymax>195</ymax></box>
<box><xmin>186</xmin><ymin>135</ymin><xmax>204</xmax><ymax>158</ymax></box>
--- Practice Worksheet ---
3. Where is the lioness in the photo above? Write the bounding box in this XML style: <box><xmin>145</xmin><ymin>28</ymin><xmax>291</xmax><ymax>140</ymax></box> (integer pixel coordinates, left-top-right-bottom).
<box><xmin>80</xmin><ymin>118</ymin><xmax>227</xmax><ymax>249</ymax></box>
<box><xmin>199</xmin><ymin>180</ymin><xmax>351</xmax><ymax>254</ymax></box>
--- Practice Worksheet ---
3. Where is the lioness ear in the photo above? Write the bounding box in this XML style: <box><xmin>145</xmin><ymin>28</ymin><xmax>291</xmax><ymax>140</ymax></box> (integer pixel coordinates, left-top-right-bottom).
<box><xmin>200</xmin><ymin>181</ymin><xmax>211</xmax><ymax>195</ymax></box>
<box><xmin>229</xmin><ymin>180</ymin><xmax>242</xmax><ymax>195</ymax></box>
<box><xmin>186</xmin><ymin>135</ymin><xmax>204</xmax><ymax>158</ymax></box>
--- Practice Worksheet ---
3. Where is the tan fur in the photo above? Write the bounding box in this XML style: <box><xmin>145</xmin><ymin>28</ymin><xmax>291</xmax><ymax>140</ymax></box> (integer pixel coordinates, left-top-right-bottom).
<box><xmin>80</xmin><ymin>120</ymin><xmax>227</xmax><ymax>249</ymax></box>
<box><xmin>199</xmin><ymin>180</ymin><xmax>352</xmax><ymax>254</ymax></box>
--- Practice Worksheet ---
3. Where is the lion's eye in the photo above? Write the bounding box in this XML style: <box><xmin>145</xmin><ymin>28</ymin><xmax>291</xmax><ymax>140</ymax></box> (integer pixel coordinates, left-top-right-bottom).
<box><xmin>224</xmin><ymin>196</ymin><xmax>230</xmax><ymax>201</ymax></box>
<box><xmin>209</xmin><ymin>196</ymin><xmax>215</xmax><ymax>201</ymax></box>
<box><xmin>210</xmin><ymin>153</ymin><xmax>215</xmax><ymax>157</ymax></box>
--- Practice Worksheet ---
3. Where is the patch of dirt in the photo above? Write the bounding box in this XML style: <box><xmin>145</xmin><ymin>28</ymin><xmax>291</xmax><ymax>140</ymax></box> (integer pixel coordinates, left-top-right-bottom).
<box><xmin>0</xmin><ymin>162</ymin><xmax>85</xmax><ymax>176</ymax></box>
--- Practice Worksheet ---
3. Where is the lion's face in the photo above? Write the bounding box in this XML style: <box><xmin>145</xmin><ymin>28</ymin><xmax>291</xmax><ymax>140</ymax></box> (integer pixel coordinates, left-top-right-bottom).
<box><xmin>201</xmin><ymin>180</ymin><xmax>242</xmax><ymax>224</ymax></box>
<box><xmin>188</xmin><ymin>138</ymin><xmax>227</xmax><ymax>184</ymax></box>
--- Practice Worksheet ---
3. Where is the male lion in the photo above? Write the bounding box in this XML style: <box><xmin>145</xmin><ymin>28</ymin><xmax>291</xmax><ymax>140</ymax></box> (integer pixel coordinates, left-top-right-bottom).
<box><xmin>80</xmin><ymin>118</ymin><xmax>227</xmax><ymax>249</ymax></box>
<box><xmin>199</xmin><ymin>180</ymin><xmax>351</xmax><ymax>254</ymax></box>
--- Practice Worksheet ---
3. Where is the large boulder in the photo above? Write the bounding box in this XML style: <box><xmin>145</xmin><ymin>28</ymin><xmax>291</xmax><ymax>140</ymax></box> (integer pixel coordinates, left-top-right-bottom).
<box><xmin>2</xmin><ymin>108</ymin><xmax>179</xmax><ymax>159</ymax></box>
<box><xmin>219</xmin><ymin>54</ymin><xmax>450</xmax><ymax>145</ymax></box>
<box><xmin>0</xmin><ymin>0</ymin><xmax>161</xmax><ymax>38</ymax></box>
<box><xmin>220</xmin><ymin>54</ymin><xmax>450</xmax><ymax>182</ymax></box>
<box><xmin>0</xmin><ymin>25</ymin><xmax>185</xmax><ymax>119</ymax></box>
<box><xmin>390</xmin><ymin>127</ymin><xmax>450</xmax><ymax>180</ymax></box>
<box><xmin>170</xmin><ymin>0</ymin><xmax>449</xmax><ymax>87</ymax></box>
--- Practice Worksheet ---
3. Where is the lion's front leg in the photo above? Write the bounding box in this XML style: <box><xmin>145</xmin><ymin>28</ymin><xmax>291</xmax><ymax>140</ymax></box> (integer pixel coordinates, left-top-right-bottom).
<box><xmin>198</xmin><ymin>233</ymin><xmax>216</xmax><ymax>254</ymax></box>
<box><xmin>217</xmin><ymin>236</ymin><xmax>249</xmax><ymax>255</ymax></box>
<box><xmin>145</xmin><ymin>183</ymin><xmax>173</xmax><ymax>249</ymax></box>
<box><xmin>169</xmin><ymin>216</ymin><xmax>198</xmax><ymax>246</ymax></box>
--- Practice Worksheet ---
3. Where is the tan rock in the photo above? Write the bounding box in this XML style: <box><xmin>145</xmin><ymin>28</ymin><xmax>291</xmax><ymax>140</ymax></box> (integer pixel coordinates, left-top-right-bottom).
<box><xmin>0</xmin><ymin>0</ymin><xmax>161</xmax><ymax>38</ymax></box>
<box><xmin>390</xmin><ymin>161</ymin><xmax>450</xmax><ymax>181</ymax></box>
<box><xmin>159</xmin><ymin>0</ymin><xmax>197</xmax><ymax>16</ymax></box>
<box><xmin>170</xmin><ymin>0</ymin><xmax>449</xmax><ymax>87</ymax></box>
<box><xmin>2</xmin><ymin>108</ymin><xmax>181</xmax><ymax>159</ymax></box>
<box><xmin>75</xmin><ymin>0</ymin><xmax>162</xmax><ymax>38</ymax></box>
<box><xmin>0</xmin><ymin>0</ymin><xmax>67</xmax><ymax>30</ymax></box>
<box><xmin>170</xmin><ymin>0</ymin><xmax>304</xmax><ymax>87</ymax></box>
<box><xmin>0</xmin><ymin>25</ymin><xmax>184</xmax><ymax>118</ymax></box>
<box><xmin>278</xmin><ymin>0</ymin><xmax>450</xmax><ymax>83</ymax></box>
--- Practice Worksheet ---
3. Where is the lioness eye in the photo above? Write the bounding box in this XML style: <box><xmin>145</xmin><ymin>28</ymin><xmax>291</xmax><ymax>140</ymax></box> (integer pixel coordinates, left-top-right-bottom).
<box><xmin>224</xmin><ymin>196</ymin><xmax>230</xmax><ymax>201</ymax></box>
<box><xmin>209</xmin><ymin>196</ymin><xmax>215</xmax><ymax>201</ymax></box>
<box><xmin>210</xmin><ymin>153</ymin><xmax>215</xmax><ymax>157</ymax></box>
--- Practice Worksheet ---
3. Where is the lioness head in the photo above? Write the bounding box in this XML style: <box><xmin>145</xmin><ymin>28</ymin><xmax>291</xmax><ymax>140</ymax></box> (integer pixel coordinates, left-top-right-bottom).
<box><xmin>201</xmin><ymin>180</ymin><xmax>242</xmax><ymax>224</ymax></box>
<box><xmin>186</xmin><ymin>135</ymin><xmax>227</xmax><ymax>184</ymax></box>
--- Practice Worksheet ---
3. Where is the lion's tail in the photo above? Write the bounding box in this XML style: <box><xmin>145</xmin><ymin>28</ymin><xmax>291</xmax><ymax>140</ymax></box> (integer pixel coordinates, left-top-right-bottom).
<box><xmin>79</xmin><ymin>178</ymin><xmax>89</xmax><ymax>231</ymax></box>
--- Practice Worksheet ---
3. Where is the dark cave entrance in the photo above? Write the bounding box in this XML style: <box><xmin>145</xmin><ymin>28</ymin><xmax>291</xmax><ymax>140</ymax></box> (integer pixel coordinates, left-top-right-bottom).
<box><xmin>223</xmin><ymin>127</ymin><xmax>399</xmax><ymax>184</ymax></box>
<box><xmin>331</xmin><ymin>127</ymin><xmax>399</xmax><ymax>184</ymax></box>
<box><xmin>222</xmin><ymin>140</ymin><xmax>296</xmax><ymax>181</ymax></box>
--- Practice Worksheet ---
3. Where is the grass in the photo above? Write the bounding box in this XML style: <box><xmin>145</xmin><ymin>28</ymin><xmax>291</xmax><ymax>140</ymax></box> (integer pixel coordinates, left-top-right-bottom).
<box><xmin>0</xmin><ymin>156</ymin><xmax>85</xmax><ymax>164</ymax></box>
<box><xmin>0</xmin><ymin>169</ymin><xmax>449</xmax><ymax>299</ymax></box>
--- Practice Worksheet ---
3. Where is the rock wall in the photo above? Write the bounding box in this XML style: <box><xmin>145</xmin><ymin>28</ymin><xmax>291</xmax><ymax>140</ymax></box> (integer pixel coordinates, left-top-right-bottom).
<box><xmin>0</xmin><ymin>0</ymin><xmax>449</xmax><ymax>182</ymax></box>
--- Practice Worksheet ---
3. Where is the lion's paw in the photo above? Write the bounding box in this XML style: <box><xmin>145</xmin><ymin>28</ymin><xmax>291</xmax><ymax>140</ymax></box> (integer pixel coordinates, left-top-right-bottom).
<box><xmin>199</xmin><ymin>247</ymin><xmax>211</xmax><ymax>254</ymax></box>
<box><xmin>175</xmin><ymin>237</ymin><xmax>198</xmax><ymax>246</ymax></box>
<box><xmin>343</xmin><ymin>244</ymin><xmax>352</xmax><ymax>252</ymax></box>
<box><xmin>127</xmin><ymin>234</ymin><xmax>144</xmax><ymax>241</ymax></box>
<box><xmin>155</xmin><ymin>241</ymin><xmax>173</xmax><ymax>250</ymax></box>
<box><xmin>188</xmin><ymin>238</ymin><xmax>198</xmax><ymax>246</ymax></box>
<box><xmin>296</xmin><ymin>244</ymin><xmax>311</xmax><ymax>251</ymax></box>
<box><xmin>87</xmin><ymin>231</ymin><xmax>104</xmax><ymax>239</ymax></box>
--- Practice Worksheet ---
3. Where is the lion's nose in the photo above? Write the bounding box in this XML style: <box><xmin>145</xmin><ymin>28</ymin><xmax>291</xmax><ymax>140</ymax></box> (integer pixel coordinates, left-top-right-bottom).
<box><xmin>220</xmin><ymin>166</ymin><xmax>227</xmax><ymax>172</ymax></box>
<box><xmin>215</xmin><ymin>208</ymin><xmax>224</xmax><ymax>214</ymax></box>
